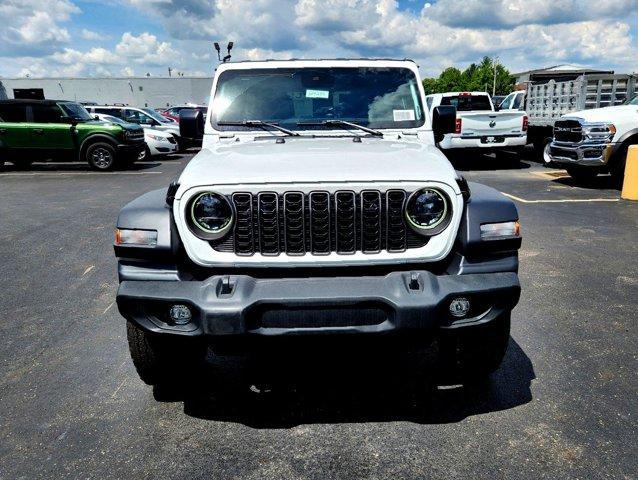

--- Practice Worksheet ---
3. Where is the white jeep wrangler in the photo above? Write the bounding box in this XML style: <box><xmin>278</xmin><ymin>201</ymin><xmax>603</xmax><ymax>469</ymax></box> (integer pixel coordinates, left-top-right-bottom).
<box><xmin>114</xmin><ymin>59</ymin><xmax>522</xmax><ymax>387</ymax></box>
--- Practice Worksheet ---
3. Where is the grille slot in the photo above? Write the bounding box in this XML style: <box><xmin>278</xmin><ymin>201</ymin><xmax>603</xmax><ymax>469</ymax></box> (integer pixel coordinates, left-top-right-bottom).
<box><xmin>214</xmin><ymin>190</ymin><xmax>429</xmax><ymax>256</ymax></box>
<box><xmin>309</xmin><ymin>192</ymin><xmax>331</xmax><ymax>254</ymax></box>
<box><xmin>386</xmin><ymin>190</ymin><xmax>407</xmax><ymax>252</ymax></box>
<box><xmin>335</xmin><ymin>191</ymin><xmax>357</xmax><ymax>254</ymax></box>
<box><xmin>361</xmin><ymin>190</ymin><xmax>382</xmax><ymax>253</ymax></box>
<box><xmin>283</xmin><ymin>192</ymin><xmax>305</xmax><ymax>255</ymax></box>
<box><xmin>232</xmin><ymin>193</ymin><xmax>254</xmax><ymax>255</ymax></box>
<box><xmin>257</xmin><ymin>192</ymin><xmax>279</xmax><ymax>255</ymax></box>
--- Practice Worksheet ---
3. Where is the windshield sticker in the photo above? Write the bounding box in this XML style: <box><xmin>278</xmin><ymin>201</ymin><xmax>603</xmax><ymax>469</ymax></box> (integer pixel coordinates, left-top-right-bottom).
<box><xmin>306</xmin><ymin>89</ymin><xmax>330</xmax><ymax>99</ymax></box>
<box><xmin>393</xmin><ymin>109</ymin><xmax>416</xmax><ymax>121</ymax></box>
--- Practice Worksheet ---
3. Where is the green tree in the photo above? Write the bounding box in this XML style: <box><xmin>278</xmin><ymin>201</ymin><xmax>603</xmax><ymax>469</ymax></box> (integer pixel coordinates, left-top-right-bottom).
<box><xmin>422</xmin><ymin>57</ymin><xmax>514</xmax><ymax>95</ymax></box>
<box><xmin>421</xmin><ymin>77</ymin><xmax>438</xmax><ymax>95</ymax></box>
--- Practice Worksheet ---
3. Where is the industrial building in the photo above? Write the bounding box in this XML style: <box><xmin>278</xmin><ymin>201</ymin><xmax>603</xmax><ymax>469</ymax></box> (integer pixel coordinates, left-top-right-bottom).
<box><xmin>0</xmin><ymin>76</ymin><xmax>213</xmax><ymax>108</ymax></box>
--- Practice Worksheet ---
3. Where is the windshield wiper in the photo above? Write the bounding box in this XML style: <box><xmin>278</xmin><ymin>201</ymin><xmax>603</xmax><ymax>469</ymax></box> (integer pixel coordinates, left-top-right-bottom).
<box><xmin>218</xmin><ymin>120</ymin><xmax>299</xmax><ymax>136</ymax></box>
<box><xmin>296</xmin><ymin>120</ymin><xmax>383</xmax><ymax>137</ymax></box>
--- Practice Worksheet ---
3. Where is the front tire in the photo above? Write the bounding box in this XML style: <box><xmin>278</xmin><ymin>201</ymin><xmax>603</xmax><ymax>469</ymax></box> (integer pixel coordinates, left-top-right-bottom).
<box><xmin>85</xmin><ymin>142</ymin><xmax>117</xmax><ymax>171</ymax></box>
<box><xmin>137</xmin><ymin>145</ymin><xmax>151</xmax><ymax>162</ymax></box>
<box><xmin>126</xmin><ymin>321</ymin><xmax>204</xmax><ymax>386</ymax></box>
<box><xmin>534</xmin><ymin>136</ymin><xmax>553</xmax><ymax>166</ymax></box>
<box><xmin>566</xmin><ymin>165</ymin><xmax>599</xmax><ymax>182</ymax></box>
<box><xmin>439</xmin><ymin>313</ymin><xmax>511</xmax><ymax>383</ymax></box>
<box><xmin>11</xmin><ymin>160</ymin><xmax>34</xmax><ymax>170</ymax></box>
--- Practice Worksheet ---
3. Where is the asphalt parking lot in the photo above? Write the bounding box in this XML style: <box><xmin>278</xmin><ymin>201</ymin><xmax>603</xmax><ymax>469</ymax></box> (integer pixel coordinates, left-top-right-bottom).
<box><xmin>1</xmin><ymin>151</ymin><xmax>636</xmax><ymax>480</ymax></box>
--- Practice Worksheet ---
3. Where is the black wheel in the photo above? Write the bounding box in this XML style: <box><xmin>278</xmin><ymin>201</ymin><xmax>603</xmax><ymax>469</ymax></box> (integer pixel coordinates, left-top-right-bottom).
<box><xmin>541</xmin><ymin>138</ymin><xmax>554</xmax><ymax>167</ymax></box>
<box><xmin>11</xmin><ymin>160</ymin><xmax>34</xmax><ymax>170</ymax></box>
<box><xmin>439</xmin><ymin>313</ymin><xmax>511</xmax><ymax>383</ymax></box>
<box><xmin>534</xmin><ymin>137</ymin><xmax>553</xmax><ymax>166</ymax></box>
<box><xmin>126</xmin><ymin>321</ymin><xmax>204</xmax><ymax>386</ymax></box>
<box><xmin>137</xmin><ymin>145</ymin><xmax>151</xmax><ymax>162</ymax></box>
<box><xmin>566</xmin><ymin>165</ymin><xmax>599</xmax><ymax>182</ymax></box>
<box><xmin>609</xmin><ymin>144</ymin><xmax>630</xmax><ymax>185</ymax></box>
<box><xmin>85</xmin><ymin>142</ymin><xmax>117</xmax><ymax>170</ymax></box>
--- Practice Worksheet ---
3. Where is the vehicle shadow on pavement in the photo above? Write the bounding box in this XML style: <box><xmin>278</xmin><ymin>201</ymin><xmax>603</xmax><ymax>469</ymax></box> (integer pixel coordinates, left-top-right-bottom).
<box><xmin>449</xmin><ymin>153</ymin><xmax>532</xmax><ymax>172</ymax></box>
<box><xmin>0</xmin><ymin>162</ymin><xmax>162</xmax><ymax>173</ymax></box>
<box><xmin>552</xmin><ymin>175</ymin><xmax>622</xmax><ymax>191</ymax></box>
<box><xmin>153</xmin><ymin>338</ymin><xmax>534</xmax><ymax>428</ymax></box>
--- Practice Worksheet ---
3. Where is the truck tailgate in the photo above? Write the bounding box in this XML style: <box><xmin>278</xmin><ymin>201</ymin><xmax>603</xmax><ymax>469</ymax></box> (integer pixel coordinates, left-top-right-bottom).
<box><xmin>458</xmin><ymin>111</ymin><xmax>525</xmax><ymax>136</ymax></box>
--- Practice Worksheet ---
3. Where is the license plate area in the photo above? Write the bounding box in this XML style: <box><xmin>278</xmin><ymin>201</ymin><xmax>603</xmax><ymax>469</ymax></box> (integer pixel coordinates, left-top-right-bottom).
<box><xmin>481</xmin><ymin>136</ymin><xmax>505</xmax><ymax>144</ymax></box>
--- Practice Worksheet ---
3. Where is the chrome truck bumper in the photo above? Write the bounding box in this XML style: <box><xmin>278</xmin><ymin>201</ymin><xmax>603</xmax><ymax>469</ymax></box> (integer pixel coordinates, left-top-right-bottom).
<box><xmin>549</xmin><ymin>141</ymin><xmax>616</xmax><ymax>167</ymax></box>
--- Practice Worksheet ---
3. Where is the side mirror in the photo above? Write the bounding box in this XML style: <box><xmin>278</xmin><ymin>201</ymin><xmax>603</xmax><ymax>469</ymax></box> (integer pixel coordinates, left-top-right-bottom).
<box><xmin>94</xmin><ymin>115</ymin><xmax>99</xmax><ymax>121</ymax></box>
<box><xmin>179</xmin><ymin>108</ymin><xmax>204</xmax><ymax>141</ymax></box>
<box><xmin>432</xmin><ymin>105</ymin><xmax>456</xmax><ymax>140</ymax></box>
<box><xmin>494</xmin><ymin>104</ymin><xmax>500</xmax><ymax>112</ymax></box>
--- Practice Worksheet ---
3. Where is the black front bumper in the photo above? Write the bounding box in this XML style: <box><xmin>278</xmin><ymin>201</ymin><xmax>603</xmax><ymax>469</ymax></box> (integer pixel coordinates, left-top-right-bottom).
<box><xmin>117</xmin><ymin>142</ymin><xmax>145</xmax><ymax>157</ymax></box>
<box><xmin>116</xmin><ymin>271</ymin><xmax>520</xmax><ymax>338</ymax></box>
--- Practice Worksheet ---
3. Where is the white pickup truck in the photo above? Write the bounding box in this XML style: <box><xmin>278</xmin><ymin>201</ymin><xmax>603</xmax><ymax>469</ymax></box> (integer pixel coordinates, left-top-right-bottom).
<box><xmin>425</xmin><ymin>92</ymin><xmax>528</xmax><ymax>154</ymax></box>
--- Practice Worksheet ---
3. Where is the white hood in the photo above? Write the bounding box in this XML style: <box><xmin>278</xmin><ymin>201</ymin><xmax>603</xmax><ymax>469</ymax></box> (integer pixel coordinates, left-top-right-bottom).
<box><xmin>566</xmin><ymin>105</ymin><xmax>638</xmax><ymax>123</ymax></box>
<box><xmin>176</xmin><ymin>136</ymin><xmax>458</xmax><ymax>196</ymax></box>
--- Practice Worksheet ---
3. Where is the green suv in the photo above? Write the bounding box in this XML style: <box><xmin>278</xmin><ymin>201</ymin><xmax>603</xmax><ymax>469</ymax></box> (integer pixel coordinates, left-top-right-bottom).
<box><xmin>0</xmin><ymin>100</ymin><xmax>146</xmax><ymax>171</ymax></box>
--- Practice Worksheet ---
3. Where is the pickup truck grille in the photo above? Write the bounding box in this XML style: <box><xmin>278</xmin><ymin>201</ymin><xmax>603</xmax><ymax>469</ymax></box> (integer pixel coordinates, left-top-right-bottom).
<box><xmin>554</xmin><ymin>120</ymin><xmax>583</xmax><ymax>143</ymax></box>
<box><xmin>212</xmin><ymin>190</ymin><xmax>428</xmax><ymax>256</ymax></box>
<box><xmin>127</xmin><ymin>131</ymin><xmax>145</xmax><ymax>143</ymax></box>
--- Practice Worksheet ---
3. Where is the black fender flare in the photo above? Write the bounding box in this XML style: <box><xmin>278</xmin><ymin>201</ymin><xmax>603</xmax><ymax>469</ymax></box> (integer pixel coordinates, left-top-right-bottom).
<box><xmin>78</xmin><ymin>133</ymin><xmax>120</xmax><ymax>161</ymax></box>
<box><xmin>114</xmin><ymin>188</ymin><xmax>182</xmax><ymax>261</ymax></box>
<box><xmin>455</xmin><ymin>182</ymin><xmax>521</xmax><ymax>255</ymax></box>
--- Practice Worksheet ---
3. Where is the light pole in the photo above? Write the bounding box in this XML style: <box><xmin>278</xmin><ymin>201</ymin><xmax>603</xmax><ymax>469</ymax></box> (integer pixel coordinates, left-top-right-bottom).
<box><xmin>492</xmin><ymin>56</ymin><xmax>499</xmax><ymax>97</ymax></box>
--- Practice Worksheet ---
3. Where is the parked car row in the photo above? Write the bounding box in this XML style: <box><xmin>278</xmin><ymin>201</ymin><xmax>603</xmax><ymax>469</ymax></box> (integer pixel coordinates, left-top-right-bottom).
<box><xmin>0</xmin><ymin>100</ymin><xmax>202</xmax><ymax>171</ymax></box>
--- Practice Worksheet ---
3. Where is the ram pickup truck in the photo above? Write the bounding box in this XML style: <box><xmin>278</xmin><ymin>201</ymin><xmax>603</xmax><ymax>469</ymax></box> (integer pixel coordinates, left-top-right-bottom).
<box><xmin>425</xmin><ymin>92</ymin><xmax>528</xmax><ymax>155</ymax></box>
<box><xmin>499</xmin><ymin>73</ymin><xmax>636</xmax><ymax>165</ymax></box>
<box><xmin>548</xmin><ymin>95</ymin><xmax>638</xmax><ymax>181</ymax></box>
<box><xmin>114</xmin><ymin>59</ymin><xmax>522</xmax><ymax>388</ymax></box>
<box><xmin>0</xmin><ymin>99</ymin><xmax>145</xmax><ymax>170</ymax></box>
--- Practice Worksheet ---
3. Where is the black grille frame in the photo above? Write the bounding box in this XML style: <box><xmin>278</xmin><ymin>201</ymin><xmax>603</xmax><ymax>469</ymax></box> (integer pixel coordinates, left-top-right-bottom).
<box><xmin>554</xmin><ymin>119</ymin><xmax>583</xmax><ymax>143</ymax></box>
<box><xmin>213</xmin><ymin>190</ymin><xmax>430</xmax><ymax>256</ymax></box>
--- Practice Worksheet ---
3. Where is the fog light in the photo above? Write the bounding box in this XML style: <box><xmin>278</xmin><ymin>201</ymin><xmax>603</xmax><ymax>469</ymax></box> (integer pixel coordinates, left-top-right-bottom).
<box><xmin>449</xmin><ymin>297</ymin><xmax>470</xmax><ymax>318</ymax></box>
<box><xmin>169</xmin><ymin>304</ymin><xmax>192</xmax><ymax>325</ymax></box>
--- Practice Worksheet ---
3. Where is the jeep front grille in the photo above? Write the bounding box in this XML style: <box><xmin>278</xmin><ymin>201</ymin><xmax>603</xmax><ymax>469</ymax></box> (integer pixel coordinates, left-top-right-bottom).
<box><xmin>212</xmin><ymin>190</ymin><xmax>428</xmax><ymax>256</ymax></box>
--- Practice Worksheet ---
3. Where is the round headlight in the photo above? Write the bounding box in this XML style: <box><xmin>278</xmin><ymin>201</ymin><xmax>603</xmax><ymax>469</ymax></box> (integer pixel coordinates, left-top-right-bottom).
<box><xmin>188</xmin><ymin>192</ymin><xmax>233</xmax><ymax>240</ymax></box>
<box><xmin>405</xmin><ymin>188</ymin><xmax>451</xmax><ymax>235</ymax></box>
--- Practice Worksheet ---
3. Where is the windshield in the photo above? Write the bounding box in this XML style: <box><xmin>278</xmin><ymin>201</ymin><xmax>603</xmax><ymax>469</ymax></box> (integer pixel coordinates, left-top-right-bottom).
<box><xmin>441</xmin><ymin>95</ymin><xmax>492</xmax><ymax>112</ymax></box>
<box><xmin>212</xmin><ymin>67</ymin><xmax>425</xmax><ymax>131</ymax></box>
<box><xmin>101</xmin><ymin>115</ymin><xmax>127</xmax><ymax>125</ymax></box>
<box><xmin>60</xmin><ymin>102</ymin><xmax>92</xmax><ymax>121</ymax></box>
<box><xmin>625</xmin><ymin>95</ymin><xmax>638</xmax><ymax>105</ymax></box>
<box><xmin>142</xmin><ymin>108</ymin><xmax>171</xmax><ymax>123</ymax></box>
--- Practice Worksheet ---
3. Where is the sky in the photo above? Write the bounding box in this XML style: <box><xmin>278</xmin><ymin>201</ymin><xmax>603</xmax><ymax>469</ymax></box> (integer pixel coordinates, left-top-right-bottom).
<box><xmin>0</xmin><ymin>0</ymin><xmax>637</xmax><ymax>78</ymax></box>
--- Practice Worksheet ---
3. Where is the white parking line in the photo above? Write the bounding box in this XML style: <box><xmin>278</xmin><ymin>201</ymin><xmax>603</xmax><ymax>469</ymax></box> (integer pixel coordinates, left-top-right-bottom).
<box><xmin>102</xmin><ymin>302</ymin><xmax>114</xmax><ymax>315</ymax></box>
<box><xmin>0</xmin><ymin>171</ymin><xmax>163</xmax><ymax>176</ymax></box>
<box><xmin>501</xmin><ymin>192</ymin><xmax>620</xmax><ymax>204</ymax></box>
